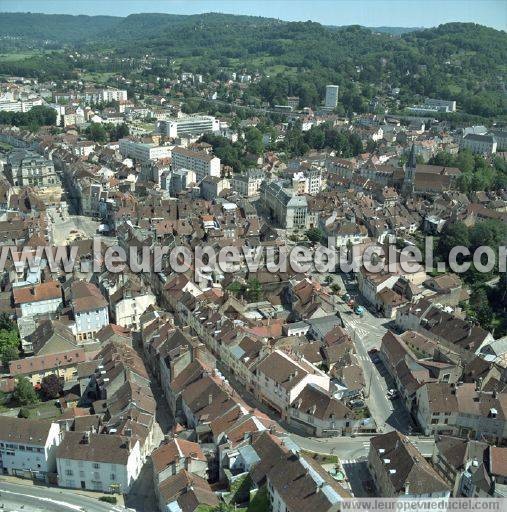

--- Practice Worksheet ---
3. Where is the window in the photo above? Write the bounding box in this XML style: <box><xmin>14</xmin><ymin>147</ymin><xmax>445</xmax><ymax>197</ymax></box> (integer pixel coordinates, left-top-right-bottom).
<box><xmin>110</xmin><ymin>474</ymin><xmax>116</xmax><ymax>481</ymax></box>
<box><xmin>92</xmin><ymin>463</ymin><xmax>100</xmax><ymax>469</ymax></box>
<box><xmin>431</xmin><ymin>419</ymin><xmax>438</xmax><ymax>424</ymax></box>
<box><xmin>65</xmin><ymin>469</ymin><xmax>73</xmax><ymax>476</ymax></box>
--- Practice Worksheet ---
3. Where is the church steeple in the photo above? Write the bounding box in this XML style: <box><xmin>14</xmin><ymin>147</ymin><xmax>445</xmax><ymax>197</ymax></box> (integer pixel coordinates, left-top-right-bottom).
<box><xmin>402</xmin><ymin>144</ymin><xmax>416</xmax><ymax>195</ymax></box>
<box><xmin>408</xmin><ymin>143</ymin><xmax>417</xmax><ymax>169</ymax></box>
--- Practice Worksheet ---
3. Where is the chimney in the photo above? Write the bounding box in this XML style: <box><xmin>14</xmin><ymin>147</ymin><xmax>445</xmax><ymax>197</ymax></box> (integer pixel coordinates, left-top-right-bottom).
<box><xmin>405</xmin><ymin>482</ymin><xmax>410</xmax><ymax>495</ymax></box>
<box><xmin>208</xmin><ymin>393</ymin><xmax>213</xmax><ymax>406</ymax></box>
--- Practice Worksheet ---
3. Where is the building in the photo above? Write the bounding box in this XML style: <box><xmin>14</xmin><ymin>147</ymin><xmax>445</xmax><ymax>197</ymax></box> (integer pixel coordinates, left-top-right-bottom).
<box><xmin>460</xmin><ymin>134</ymin><xmax>497</xmax><ymax>155</ymax></box>
<box><xmin>200</xmin><ymin>175</ymin><xmax>230</xmax><ymax>200</ymax></box>
<box><xmin>13</xmin><ymin>281</ymin><xmax>63</xmax><ymax>319</ymax></box>
<box><xmin>0</xmin><ymin>417</ymin><xmax>61</xmax><ymax>480</ymax></box>
<box><xmin>119</xmin><ymin>139</ymin><xmax>172</xmax><ymax>162</ymax></box>
<box><xmin>368</xmin><ymin>431</ymin><xmax>451</xmax><ymax>497</ymax></box>
<box><xmin>56</xmin><ymin>432</ymin><xmax>142</xmax><ymax>493</ymax></box>
<box><xmin>231</xmin><ymin>169</ymin><xmax>265</xmax><ymax>197</ymax></box>
<box><xmin>407</xmin><ymin>98</ymin><xmax>456</xmax><ymax>115</ymax></box>
<box><xmin>157</xmin><ymin>115</ymin><xmax>219</xmax><ymax>137</ymax></box>
<box><xmin>5</xmin><ymin>149</ymin><xmax>58</xmax><ymax>187</ymax></box>
<box><xmin>259</xmin><ymin>181</ymin><xmax>308</xmax><ymax>230</ymax></box>
<box><xmin>253</xmin><ymin>350</ymin><xmax>330</xmax><ymax>419</ymax></box>
<box><xmin>83</xmin><ymin>88</ymin><xmax>127</xmax><ymax>103</ymax></box>
<box><xmin>415</xmin><ymin>382</ymin><xmax>507</xmax><ymax>444</ymax></box>
<box><xmin>324</xmin><ymin>85</ymin><xmax>339</xmax><ymax>109</ymax></box>
<box><xmin>171</xmin><ymin>146</ymin><xmax>221</xmax><ymax>181</ymax></box>
<box><xmin>287</xmin><ymin>96</ymin><xmax>300</xmax><ymax>109</ymax></box>
<box><xmin>70</xmin><ymin>281</ymin><xmax>109</xmax><ymax>341</ymax></box>
<box><xmin>9</xmin><ymin>348</ymin><xmax>87</xmax><ymax>386</ymax></box>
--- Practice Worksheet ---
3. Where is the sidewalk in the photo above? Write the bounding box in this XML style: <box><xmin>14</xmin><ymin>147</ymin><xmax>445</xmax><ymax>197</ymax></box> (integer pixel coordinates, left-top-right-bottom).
<box><xmin>0</xmin><ymin>474</ymin><xmax>126</xmax><ymax>507</ymax></box>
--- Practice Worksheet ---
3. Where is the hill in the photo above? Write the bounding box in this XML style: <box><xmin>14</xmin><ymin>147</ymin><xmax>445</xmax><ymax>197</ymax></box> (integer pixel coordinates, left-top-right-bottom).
<box><xmin>0</xmin><ymin>13</ymin><xmax>505</xmax><ymax>119</ymax></box>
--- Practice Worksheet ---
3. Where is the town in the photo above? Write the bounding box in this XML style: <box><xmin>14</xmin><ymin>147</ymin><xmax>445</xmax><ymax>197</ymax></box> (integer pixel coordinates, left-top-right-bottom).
<box><xmin>0</xmin><ymin>6</ymin><xmax>506</xmax><ymax>512</ymax></box>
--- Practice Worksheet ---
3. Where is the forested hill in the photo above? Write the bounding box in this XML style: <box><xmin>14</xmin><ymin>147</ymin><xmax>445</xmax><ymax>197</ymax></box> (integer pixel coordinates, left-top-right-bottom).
<box><xmin>0</xmin><ymin>12</ymin><xmax>505</xmax><ymax>119</ymax></box>
<box><xmin>0</xmin><ymin>12</ymin><xmax>119</xmax><ymax>43</ymax></box>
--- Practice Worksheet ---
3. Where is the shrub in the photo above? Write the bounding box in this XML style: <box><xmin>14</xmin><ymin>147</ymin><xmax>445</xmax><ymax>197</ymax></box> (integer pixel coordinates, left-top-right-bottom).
<box><xmin>99</xmin><ymin>496</ymin><xmax>117</xmax><ymax>504</ymax></box>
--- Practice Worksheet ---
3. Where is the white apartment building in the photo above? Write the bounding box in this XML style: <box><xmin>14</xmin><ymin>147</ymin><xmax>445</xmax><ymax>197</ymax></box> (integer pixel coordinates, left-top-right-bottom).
<box><xmin>0</xmin><ymin>418</ymin><xmax>61</xmax><ymax>479</ymax></box>
<box><xmin>119</xmin><ymin>139</ymin><xmax>172</xmax><ymax>162</ymax></box>
<box><xmin>460</xmin><ymin>134</ymin><xmax>497</xmax><ymax>155</ymax></box>
<box><xmin>83</xmin><ymin>88</ymin><xmax>127</xmax><ymax>104</ymax></box>
<box><xmin>171</xmin><ymin>146</ymin><xmax>221</xmax><ymax>181</ymax></box>
<box><xmin>56</xmin><ymin>432</ymin><xmax>142</xmax><ymax>493</ymax></box>
<box><xmin>158</xmin><ymin>115</ymin><xmax>220</xmax><ymax>138</ymax></box>
<box><xmin>325</xmin><ymin>85</ymin><xmax>339</xmax><ymax>109</ymax></box>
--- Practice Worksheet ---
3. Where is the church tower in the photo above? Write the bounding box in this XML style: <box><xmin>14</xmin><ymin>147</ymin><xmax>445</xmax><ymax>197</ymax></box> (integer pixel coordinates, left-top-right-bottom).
<box><xmin>402</xmin><ymin>144</ymin><xmax>416</xmax><ymax>195</ymax></box>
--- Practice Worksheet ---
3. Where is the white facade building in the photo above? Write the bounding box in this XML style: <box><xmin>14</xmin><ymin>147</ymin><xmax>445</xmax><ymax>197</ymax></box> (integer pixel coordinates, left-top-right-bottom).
<box><xmin>158</xmin><ymin>115</ymin><xmax>220</xmax><ymax>138</ymax></box>
<box><xmin>0</xmin><ymin>418</ymin><xmax>61</xmax><ymax>479</ymax></box>
<box><xmin>56</xmin><ymin>432</ymin><xmax>142</xmax><ymax>493</ymax></box>
<box><xmin>119</xmin><ymin>139</ymin><xmax>171</xmax><ymax>162</ymax></box>
<box><xmin>171</xmin><ymin>147</ymin><xmax>221</xmax><ymax>181</ymax></box>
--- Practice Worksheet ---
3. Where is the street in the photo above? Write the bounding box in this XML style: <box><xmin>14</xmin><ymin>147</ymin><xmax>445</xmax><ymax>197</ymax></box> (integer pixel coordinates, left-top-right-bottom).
<box><xmin>0</xmin><ymin>480</ymin><xmax>128</xmax><ymax>512</ymax></box>
<box><xmin>330</xmin><ymin>272</ymin><xmax>415</xmax><ymax>435</ymax></box>
<box><xmin>289</xmin><ymin>433</ymin><xmax>435</xmax><ymax>459</ymax></box>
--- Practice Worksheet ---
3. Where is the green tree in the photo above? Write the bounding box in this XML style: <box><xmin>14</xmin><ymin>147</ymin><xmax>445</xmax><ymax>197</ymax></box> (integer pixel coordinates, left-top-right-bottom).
<box><xmin>41</xmin><ymin>374</ymin><xmax>63</xmax><ymax>399</ymax></box>
<box><xmin>244</xmin><ymin>126</ymin><xmax>264</xmax><ymax>156</ymax></box>
<box><xmin>14</xmin><ymin>377</ymin><xmax>39</xmax><ymax>406</ymax></box>
<box><xmin>86</xmin><ymin>122</ymin><xmax>108</xmax><ymax>143</ymax></box>
<box><xmin>306</xmin><ymin>228</ymin><xmax>324</xmax><ymax>244</ymax></box>
<box><xmin>245</xmin><ymin>278</ymin><xmax>262</xmax><ymax>302</ymax></box>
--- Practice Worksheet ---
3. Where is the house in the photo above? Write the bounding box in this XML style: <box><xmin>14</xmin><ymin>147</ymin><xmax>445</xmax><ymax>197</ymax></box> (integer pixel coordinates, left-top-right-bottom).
<box><xmin>110</xmin><ymin>286</ymin><xmax>156</xmax><ymax>330</ymax></box>
<box><xmin>25</xmin><ymin>319</ymin><xmax>77</xmax><ymax>355</ymax></box>
<box><xmin>289</xmin><ymin>383</ymin><xmax>365</xmax><ymax>436</ymax></box>
<box><xmin>368</xmin><ymin>431</ymin><xmax>451</xmax><ymax>497</ymax></box>
<box><xmin>151</xmin><ymin>438</ymin><xmax>207</xmax><ymax>485</ymax></box>
<box><xmin>56</xmin><ymin>431</ymin><xmax>142</xmax><ymax>493</ymax></box>
<box><xmin>253</xmin><ymin>349</ymin><xmax>329</xmax><ymax>419</ymax></box>
<box><xmin>248</xmin><ymin>431</ymin><xmax>350</xmax><ymax>511</ymax></box>
<box><xmin>69</xmin><ymin>281</ymin><xmax>109</xmax><ymax>341</ymax></box>
<box><xmin>12</xmin><ymin>281</ymin><xmax>62</xmax><ymax>319</ymax></box>
<box><xmin>156</xmin><ymin>469</ymin><xmax>218</xmax><ymax>512</ymax></box>
<box><xmin>415</xmin><ymin>382</ymin><xmax>507</xmax><ymax>444</ymax></box>
<box><xmin>431</xmin><ymin>435</ymin><xmax>488</xmax><ymax>494</ymax></box>
<box><xmin>0</xmin><ymin>417</ymin><xmax>61</xmax><ymax>480</ymax></box>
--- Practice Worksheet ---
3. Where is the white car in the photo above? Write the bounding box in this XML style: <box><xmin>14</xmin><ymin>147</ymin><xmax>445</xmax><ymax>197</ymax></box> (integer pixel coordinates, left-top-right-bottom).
<box><xmin>386</xmin><ymin>389</ymin><xmax>399</xmax><ymax>399</ymax></box>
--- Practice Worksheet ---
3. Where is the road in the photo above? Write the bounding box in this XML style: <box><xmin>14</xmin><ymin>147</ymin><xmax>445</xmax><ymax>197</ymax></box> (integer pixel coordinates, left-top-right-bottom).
<box><xmin>0</xmin><ymin>480</ymin><xmax>128</xmax><ymax>512</ymax></box>
<box><xmin>330</xmin><ymin>272</ymin><xmax>415</xmax><ymax>435</ymax></box>
<box><xmin>289</xmin><ymin>433</ymin><xmax>435</xmax><ymax>460</ymax></box>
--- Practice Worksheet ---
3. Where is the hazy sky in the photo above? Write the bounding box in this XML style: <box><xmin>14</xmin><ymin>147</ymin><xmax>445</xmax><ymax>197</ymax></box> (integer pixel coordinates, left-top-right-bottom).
<box><xmin>1</xmin><ymin>0</ymin><xmax>506</xmax><ymax>30</ymax></box>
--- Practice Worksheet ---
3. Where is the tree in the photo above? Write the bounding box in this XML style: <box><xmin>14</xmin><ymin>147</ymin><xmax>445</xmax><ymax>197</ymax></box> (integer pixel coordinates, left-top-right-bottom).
<box><xmin>0</xmin><ymin>323</ymin><xmax>20</xmax><ymax>369</ymax></box>
<box><xmin>14</xmin><ymin>377</ymin><xmax>39</xmax><ymax>406</ymax></box>
<box><xmin>41</xmin><ymin>374</ymin><xmax>63</xmax><ymax>399</ymax></box>
<box><xmin>306</xmin><ymin>228</ymin><xmax>324</xmax><ymax>244</ymax></box>
<box><xmin>245</xmin><ymin>278</ymin><xmax>262</xmax><ymax>302</ymax></box>
<box><xmin>1</xmin><ymin>345</ymin><xmax>19</xmax><ymax>368</ymax></box>
<box><xmin>437</xmin><ymin>222</ymin><xmax>469</xmax><ymax>263</ymax></box>
<box><xmin>86</xmin><ymin>122</ymin><xmax>108</xmax><ymax>143</ymax></box>
<box><xmin>244</xmin><ymin>126</ymin><xmax>264</xmax><ymax>156</ymax></box>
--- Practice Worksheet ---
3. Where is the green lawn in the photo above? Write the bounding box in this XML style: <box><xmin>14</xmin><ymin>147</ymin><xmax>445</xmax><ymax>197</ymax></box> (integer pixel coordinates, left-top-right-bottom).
<box><xmin>23</xmin><ymin>401</ymin><xmax>62</xmax><ymax>419</ymax></box>
<box><xmin>301</xmin><ymin>449</ymin><xmax>339</xmax><ymax>464</ymax></box>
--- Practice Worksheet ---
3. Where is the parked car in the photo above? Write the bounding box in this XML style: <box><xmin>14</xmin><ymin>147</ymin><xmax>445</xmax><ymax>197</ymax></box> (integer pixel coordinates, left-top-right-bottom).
<box><xmin>348</xmin><ymin>399</ymin><xmax>365</xmax><ymax>409</ymax></box>
<box><xmin>386</xmin><ymin>389</ymin><xmax>399</xmax><ymax>400</ymax></box>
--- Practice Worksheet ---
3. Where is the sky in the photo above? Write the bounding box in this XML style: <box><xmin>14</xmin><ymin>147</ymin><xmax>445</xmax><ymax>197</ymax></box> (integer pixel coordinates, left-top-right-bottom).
<box><xmin>0</xmin><ymin>0</ymin><xmax>505</xmax><ymax>31</ymax></box>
